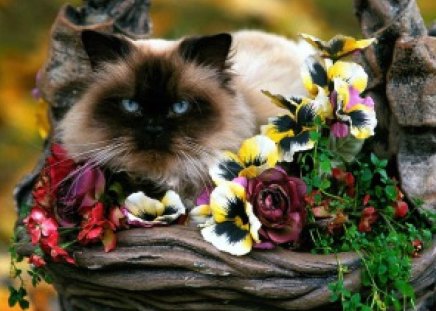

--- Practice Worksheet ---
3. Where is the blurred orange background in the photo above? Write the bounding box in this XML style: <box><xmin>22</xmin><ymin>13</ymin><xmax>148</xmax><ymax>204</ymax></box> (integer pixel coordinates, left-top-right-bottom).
<box><xmin>0</xmin><ymin>0</ymin><xmax>434</xmax><ymax>310</ymax></box>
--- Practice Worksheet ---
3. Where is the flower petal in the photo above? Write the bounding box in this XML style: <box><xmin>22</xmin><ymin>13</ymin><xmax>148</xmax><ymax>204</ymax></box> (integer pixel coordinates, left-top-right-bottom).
<box><xmin>348</xmin><ymin>106</ymin><xmax>377</xmax><ymax>139</ymax></box>
<box><xmin>245</xmin><ymin>202</ymin><xmax>261</xmax><ymax>243</ymax></box>
<box><xmin>278</xmin><ymin>130</ymin><xmax>315</xmax><ymax>162</ymax></box>
<box><xmin>209</xmin><ymin>151</ymin><xmax>244</xmax><ymax>184</ymax></box>
<box><xmin>189</xmin><ymin>204</ymin><xmax>212</xmax><ymax>226</ymax></box>
<box><xmin>262</xmin><ymin>114</ymin><xmax>301</xmax><ymax>143</ymax></box>
<box><xmin>156</xmin><ymin>190</ymin><xmax>186</xmax><ymax>223</ymax></box>
<box><xmin>238</xmin><ymin>135</ymin><xmax>278</xmax><ymax>169</ymax></box>
<box><xmin>124</xmin><ymin>191</ymin><xmax>165</xmax><ymax>218</ymax></box>
<box><xmin>120</xmin><ymin>207</ymin><xmax>164</xmax><ymax>227</ymax></box>
<box><xmin>209</xmin><ymin>181</ymin><xmax>247</xmax><ymax>223</ymax></box>
<box><xmin>201</xmin><ymin>222</ymin><xmax>253</xmax><ymax>256</ymax></box>
<box><xmin>102</xmin><ymin>228</ymin><xmax>117</xmax><ymax>252</ymax></box>
<box><xmin>300</xmin><ymin>33</ymin><xmax>375</xmax><ymax>59</ymax></box>
<box><xmin>341</xmin><ymin>36</ymin><xmax>376</xmax><ymax>55</ymax></box>
<box><xmin>328</xmin><ymin>61</ymin><xmax>368</xmax><ymax>93</ymax></box>
<box><xmin>261</xmin><ymin>90</ymin><xmax>298</xmax><ymax>114</ymax></box>
<box><xmin>301</xmin><ymin>55</ymin><xmax>328</xmax><ymax>97</ymax></box>
<box><xmin>334</xmin><ymin>79</ymin><xmax>377</xmax><ymax>140</ymax></box>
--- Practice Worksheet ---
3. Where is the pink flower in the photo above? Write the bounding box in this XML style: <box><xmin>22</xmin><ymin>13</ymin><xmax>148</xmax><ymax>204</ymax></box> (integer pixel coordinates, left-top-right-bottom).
<box><xmin>24</xmin><ymin>207</ymin><xmax>58</xmax><ymax>245</ymax></box>
<box><xmin>247</xmin><ymin>168</ymin><xmax>307</xmax><ymax>247</ymax></box>
<box><xmin>50</xmin><ymin>246</ymin><xmax>75</xmax><ymax>265</ymax></box>
<box><xmin>28</xmin><ymin>254</ymin><xmax>46</xmax><ymax>268</ymax></box>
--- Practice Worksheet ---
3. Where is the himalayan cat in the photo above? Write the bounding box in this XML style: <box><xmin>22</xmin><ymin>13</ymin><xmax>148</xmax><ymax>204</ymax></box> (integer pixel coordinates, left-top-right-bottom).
<box><xmin>59</xmin><ymin>30</ymin><xmax>311</xmax><ymax>201</ymax></box>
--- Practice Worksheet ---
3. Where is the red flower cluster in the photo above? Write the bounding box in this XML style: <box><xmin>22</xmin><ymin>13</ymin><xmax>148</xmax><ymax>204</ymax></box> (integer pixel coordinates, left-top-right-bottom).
<box><xmin>78</xmin><ymin>203</ymin><xmax>123</xmax><ymax>252</ymax></box>
<box><xmin>24</xmin><ymin>206</ymin><xmax>75</xmax><ymax>265</ymax></box>
<box><xmin>358</xmin><ymin>206</ymin><xmax>378</xmax><ymax>233</ymax></box>
<box><xmin>332</xmin><ymin>168</ymin><xmax>355</xmax><ymax>197</ymax></box>
<box><xmin>32</xmin><ymin>144</ymin><xmax>76</xmax><ymax>210</ymax></box>
<box><xmin>25</xmin><ymin>144</ymin><xmax>126</xmax><ymax>267</ymax></box>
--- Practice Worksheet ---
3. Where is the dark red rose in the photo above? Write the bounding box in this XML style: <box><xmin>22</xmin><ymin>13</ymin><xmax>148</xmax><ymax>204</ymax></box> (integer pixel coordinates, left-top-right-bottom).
<box><xmin>247</xmin><ymin>168</ymin><xmax>307</xmax><ymax>246</ymax></box>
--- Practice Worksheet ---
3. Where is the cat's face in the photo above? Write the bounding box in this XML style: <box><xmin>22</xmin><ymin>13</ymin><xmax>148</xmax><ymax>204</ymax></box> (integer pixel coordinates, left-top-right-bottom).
<box><xmin>59</xmin><ymin>31</ymin><xmax>254</xmax><ymax>194</ymax></box>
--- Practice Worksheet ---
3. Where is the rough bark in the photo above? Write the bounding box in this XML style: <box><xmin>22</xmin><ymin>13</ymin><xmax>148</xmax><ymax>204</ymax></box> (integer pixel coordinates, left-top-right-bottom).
<box><xmin>13</xmin><ymin>0</ymin><xmax>436</xmax><ymax>310</ymax></box>
<box><xmin>354</xmin><ymin>0</ymin><xmax>436</xmax><ymax>216</ymax></box>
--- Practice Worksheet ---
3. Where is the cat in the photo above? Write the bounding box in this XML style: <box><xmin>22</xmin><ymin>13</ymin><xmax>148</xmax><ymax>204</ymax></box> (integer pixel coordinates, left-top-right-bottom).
<box><xmin>58</xmin><ymin>30</ymin><xmax>312</xmax><ymax>201</ymax></box>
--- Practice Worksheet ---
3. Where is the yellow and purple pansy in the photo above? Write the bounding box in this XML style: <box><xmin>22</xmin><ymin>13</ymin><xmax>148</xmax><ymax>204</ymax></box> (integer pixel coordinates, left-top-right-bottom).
<box><xmin>209</xmin><ymin>135</ymin><xmax>278</xmax><ymax>184</ymax></box>
<box><xmin>194</xmin><ymin>180</ymin><xmax>261</xmax><ymax>256</ymax></box>
<box><xmin>331</xmin><ymin>78</ymin><xmax>377</xmax><ymax>139</ymax></box>
<box><xmin>300</xmin><ymin>52</ymin><xmax>376</xmax><ymax>140</ymax></box>
<box><xmin>299</xmin><ymin>33</ymin><xmax>376</xmax><ymax>60</ymax></box>
<box><xmin>301</xmin><ymin>56</ymin><xmax>368</xmax><ymax>100</ymax></box>
<box><xmin>122</xmin><ymin>190</ymin><xmax>186</xmax><ymax>227</ymax></box>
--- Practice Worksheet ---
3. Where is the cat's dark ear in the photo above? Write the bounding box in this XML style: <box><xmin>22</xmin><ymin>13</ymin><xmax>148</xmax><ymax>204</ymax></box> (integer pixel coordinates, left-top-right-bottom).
<box><xmin>81</xmin><ymin>30</ymin><xmax>133</xmax><ymax>69</ymax></box>
<box><xmin>178</xmin><ymin>33</ymin><xmax>232</xmax><ymax>70</ymax></box>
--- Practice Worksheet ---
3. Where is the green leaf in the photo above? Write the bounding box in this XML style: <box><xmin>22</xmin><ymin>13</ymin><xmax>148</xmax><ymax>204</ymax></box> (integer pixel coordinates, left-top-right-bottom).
<box><xmin>309</xmin><ymin>131</ymin><xmax>321</xmax><ymax>141</ymax></box>
<box><xmin>19</xmin><ymin>299</ymin><xmax>30</xmax><ymax>309</ymax></box>
<box><xmin>320</xmin><ymin>159</ymin><xmax>331</xmax><ymax>173</ymax></box>
<box><xmin>379</xmin><ymin>159</ymin><xmax>388</xmax><ymax>168</ymax></box>
<box><xmin>8</xmin><ymin>286</ymin><xmax>17</xmax><ymax>307</ymax></box>
<box><xmin>360</xmin><ymin>168</ymin><xmax>372</xmax><ymax>182</ymax></box>
<box><xmin>370</xmin><ymin>153</ymin><xmax>379</xmax><ymax>166</ymax></box>
<box><xmin>394</xmin><ymin>280</ymin><xmax>415</xmax><ymax>298</ymax></box>
<box><xmin>330</xmin><ymin>135</ymin><xmax>364</xmax><ymax>163</ymax></box>
<box><xmin>378</xmin><ymin>264</ymin><xmax>387</xmax><ymax>275</ymax></box>
<box><xmin>385</xmin><ymin>185</ymin><xmax>397</xmax><ymax>201</ymax></box>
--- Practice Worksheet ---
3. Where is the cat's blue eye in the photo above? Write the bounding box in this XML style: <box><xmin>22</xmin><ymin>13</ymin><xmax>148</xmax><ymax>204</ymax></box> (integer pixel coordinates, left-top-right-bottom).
<box><xmin>120</xmin><ymin>99</ymin><xmax>140</xmax><ymax>113</ymax></box>
<box><xmin>172</xmin><ymin>100</ymin><xmax>191</xmax><ymax>115</ymax></box>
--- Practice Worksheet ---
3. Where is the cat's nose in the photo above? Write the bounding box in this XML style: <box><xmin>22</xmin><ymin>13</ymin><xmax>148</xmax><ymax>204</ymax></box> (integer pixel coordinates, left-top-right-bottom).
<box><xmin>144</xmin><ymin>124</ymin><xmax>164</xmax><ymax>134</ymax></box>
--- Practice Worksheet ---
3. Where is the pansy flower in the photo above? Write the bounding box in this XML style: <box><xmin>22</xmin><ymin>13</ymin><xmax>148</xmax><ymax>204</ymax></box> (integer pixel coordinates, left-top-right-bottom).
<box><xmin>332</xmin><ymin>79</ymin><xmax>377</xmax><ymax>139</ymax></box>
<box><xmin>300</xmin><ymin>53</ymin><xmax>376</xmax><ymax>140</ymax></box>
<box><xmin>301</xmin><ymin>56</ymin><xmax>369</xmax><ymax>99</ymax></box>
<box><xmin>261</xmin><ymin>93</ymin><xmax>328</xmax><ymax>162</ymax></box>
<box><xmin>122</xmin><ymin>190</ymin><xmax>186</xmax><ymax>227</ymax></box>
<box><xmin>209</xmin><ymin>135</ymin><xmax>278</xmax><ymax>184</ymax></box>
<box><xmin>300</xmin><ymin>33</ymin><xmax>376</xmax><ymax>60</ymax></box>
<box><xmin>199</xmin><ymin>181</ymin><xmax>261</xmax><ymax>256</ymax></box>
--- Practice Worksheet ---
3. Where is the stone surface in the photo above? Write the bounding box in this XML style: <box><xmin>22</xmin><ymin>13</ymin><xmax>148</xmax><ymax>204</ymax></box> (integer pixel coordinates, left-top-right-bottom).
<box><xmin>398</xmin><ymin>128</ymin><xmax>436</xmax><ymax>214</ymax></box>
<box><xmin>387</xmin><ymin>36</ymin><xmax>436</xmax><ymax>126</ymax></box>
<box><xmin>354</xmin><ymin>0</ymin><xmax>427</xmax><ymax>88</ymax></box>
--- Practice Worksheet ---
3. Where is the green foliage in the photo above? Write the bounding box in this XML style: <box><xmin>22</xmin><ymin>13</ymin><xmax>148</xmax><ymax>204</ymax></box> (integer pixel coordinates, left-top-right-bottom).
<box><xmin>9</xmin><ymin>230</ymin><xmax>53</xmax><ymax>310</ymax></box>
<box><xmin>300</xmin><ymin>123</ymin><xmax>435</xmax><ymax>310</ymax></box>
